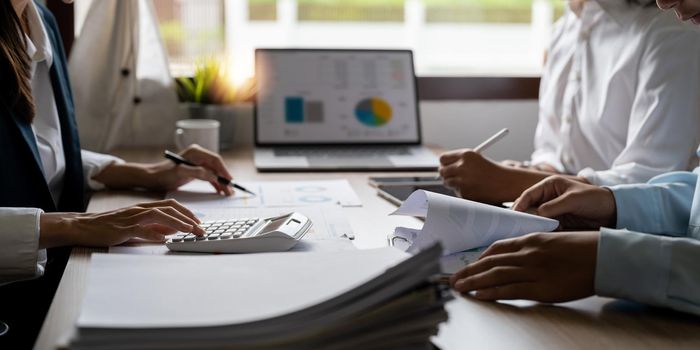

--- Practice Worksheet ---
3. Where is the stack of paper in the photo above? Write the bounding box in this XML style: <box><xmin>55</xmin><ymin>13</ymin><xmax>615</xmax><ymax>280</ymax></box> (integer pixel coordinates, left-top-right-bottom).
<box><xmin>391</xmin><ymin>190</ymin><xmax>559</xmax><ymax>255</ymax></box>
<box><xmin>70</xmin><ymin>245</ymin><xmax>449</xmax><ymax>349</ymax></box>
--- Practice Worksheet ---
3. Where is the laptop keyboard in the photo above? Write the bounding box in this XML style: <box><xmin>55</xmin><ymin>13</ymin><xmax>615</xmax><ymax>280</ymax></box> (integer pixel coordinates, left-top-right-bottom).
<box><xmin>274</xmin><ymin>146</ymin><xmax>411</xmax><ymax>158</ymax></box>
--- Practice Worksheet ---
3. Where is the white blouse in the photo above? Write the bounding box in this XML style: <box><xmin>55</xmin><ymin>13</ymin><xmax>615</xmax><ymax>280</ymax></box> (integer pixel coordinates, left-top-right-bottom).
<box><xmin>0</xmin><ymin>1</ymin><xmax>121</xmax><ymax>285</ymax></box>
<box><xmin>532</xmin><ymin>0</ymin><xmax>700</xmax><ymax>186</ymax></box>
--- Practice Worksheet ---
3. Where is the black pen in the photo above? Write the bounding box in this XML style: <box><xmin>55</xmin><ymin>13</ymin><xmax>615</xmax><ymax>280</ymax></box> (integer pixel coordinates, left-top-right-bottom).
<box><xmin>164</xmin><ymin>150</ymin><xmax>256</xmax><ymax>196</ymax></box>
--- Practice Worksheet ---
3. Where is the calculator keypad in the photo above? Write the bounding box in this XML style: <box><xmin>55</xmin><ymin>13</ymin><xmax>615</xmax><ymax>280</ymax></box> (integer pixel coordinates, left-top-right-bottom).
<box><xmin>170</xmin><ymin>218</ymin><xmax>261</xmax><ymax>243</ymax></box>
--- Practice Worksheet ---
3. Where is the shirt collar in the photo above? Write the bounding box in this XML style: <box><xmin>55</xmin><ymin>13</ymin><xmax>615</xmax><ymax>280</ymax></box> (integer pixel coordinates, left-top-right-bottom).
<box><xmin>23</xmin><ymin>1</ymin><xmax>53</xmax><ymax>67</ymax></box>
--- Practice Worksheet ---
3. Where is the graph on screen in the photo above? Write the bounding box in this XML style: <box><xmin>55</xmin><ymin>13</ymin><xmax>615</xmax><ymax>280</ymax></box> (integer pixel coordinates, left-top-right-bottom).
<box><xmin>256</xmin><ymin>51</ymin><xmax>419</xmax><ymax>143</ymax></box>
<box><xmin>355</xmin><ymin>97</ymin><xmax>392</xmax><ymax>127</ymax></box>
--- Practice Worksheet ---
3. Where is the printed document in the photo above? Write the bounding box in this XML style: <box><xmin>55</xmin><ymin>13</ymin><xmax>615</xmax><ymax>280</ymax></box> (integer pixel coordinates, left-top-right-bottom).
<box><xmin>390</xmin><ymin>190</ymin><xmax>559</xmax><ymax>255</ymax></box>
<box><xmin>167</xmin><ymin>179</ymin><xmax>362</xmax><ymax>208</ymax></box>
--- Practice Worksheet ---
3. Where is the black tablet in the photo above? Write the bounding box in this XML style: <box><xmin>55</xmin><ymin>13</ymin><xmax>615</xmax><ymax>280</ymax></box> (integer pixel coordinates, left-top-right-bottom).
<box><xmin>377</xmin><ymin>184</ymin><xmax>456</xmax><ymax>206</ymax></box>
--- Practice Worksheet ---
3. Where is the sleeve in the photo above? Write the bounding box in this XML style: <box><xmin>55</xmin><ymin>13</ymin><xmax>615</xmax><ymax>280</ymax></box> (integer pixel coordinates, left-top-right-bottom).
<box><xmin>609</xmin><ymin>171</ymin><xmax>698</xmax><ymax>236</ymax></box>
<box><xmin>595</xmin><ymin>228</ymin><xmax>700</xmax><ymax>316</ymax></box>
<box><xmin>578</xmin><ymin>25</ymin><xmax>700</xmax><ymax>186</ymax></box>
<box><xmin>81</xmin><ymin>149</ymin><xmax>124</xmax><ymax>191</ymax></box>
<box><xmin>0</xmin><ymin>208</ymin><xmax>46</xmax><ymax>285</ymax></box>
<box><xmin>530</xmin><ymin>17</ymin><xmax>569</xmax><ymax>174</ymax></box>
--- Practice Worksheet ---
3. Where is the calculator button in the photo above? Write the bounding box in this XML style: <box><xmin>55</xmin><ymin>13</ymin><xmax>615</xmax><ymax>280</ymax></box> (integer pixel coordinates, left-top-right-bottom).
<box><xmin>220</xmin><ymin>233</ymin><xmax>233</xmax><ymax>239</ymax></box>
<box><xmin>195</xmin><ymin>236</ymin><xmax>207</xmax><ymax>241</ymax></box>
<box><xmin>184</xmin><ymin>235</ymin><xmax>196</xmax><ymax>242</ymax></box>
<box><xmin>233</xmin><ymin>232</ymin><xmax>244</xmax><ymax>238</ymax></box>
<box><xmin>208</xmin><ymin>233</ymin><xmax>220</xmax><ymax>238</ymax></box>
<box><xmin>171</xmin><ymin>237</ymin><xmax>183</xmax><ymax>242</ymax></box>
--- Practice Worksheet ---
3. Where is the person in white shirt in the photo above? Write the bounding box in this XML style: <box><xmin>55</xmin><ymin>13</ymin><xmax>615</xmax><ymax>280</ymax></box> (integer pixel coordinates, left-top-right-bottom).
<box><xmin>0</xmin><ymin>0</ymin><xmax>235</xmax><ymax>346</ymax></box>
<box><xmin>438</xmin><ymin>0</ymin><xmax>700</xmax><ymax>205</ymax></box>
<box><xmin>448</xmin><ymin>0</ymin><xmax>700</xmax><ymax>316</ymax></box>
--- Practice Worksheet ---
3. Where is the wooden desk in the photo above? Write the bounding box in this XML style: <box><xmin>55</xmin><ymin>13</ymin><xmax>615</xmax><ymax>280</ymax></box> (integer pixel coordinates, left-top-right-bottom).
<box><xmin>35</xmin><ymin>148</ymin><xmax>700</xmax><ymax>349</ymax></box>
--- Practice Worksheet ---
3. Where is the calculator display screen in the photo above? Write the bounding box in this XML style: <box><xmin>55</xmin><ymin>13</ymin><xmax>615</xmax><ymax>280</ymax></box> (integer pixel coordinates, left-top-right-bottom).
<box><xmin>260</xmin><ymin>216</ymin><xmax>289</xmax><ymax>234</ymax></box>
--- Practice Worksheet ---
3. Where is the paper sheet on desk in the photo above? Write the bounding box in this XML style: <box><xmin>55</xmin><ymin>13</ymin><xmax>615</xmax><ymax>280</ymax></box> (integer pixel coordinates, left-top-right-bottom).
<box><xmin>167</xmin><ymin>180</ymin><xmax>362</xmax><ymax>208</ymax></box>
<box><xmin>390</xmin><ymin>190</ymin><xmax>559</xmax><ymax>255</ymax></box>
<box><xmin>109</xmin><ymin>205</ymin><xmax>356</xmax><ymax>255</ymax></box>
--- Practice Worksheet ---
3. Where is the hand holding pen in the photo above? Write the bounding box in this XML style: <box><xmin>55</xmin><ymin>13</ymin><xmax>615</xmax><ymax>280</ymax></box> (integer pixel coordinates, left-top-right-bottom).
<box><xmin>436</xmin><ymin>128</ymin><xmax>509</xmax><ymax>180</ymax></box>
<box><xmin>163</xmin><ymin>147</ymin><xmax>255</xmax><ymax>197</ymax></box>
<box><xmin>437</xmin><ymin>128</ymin><xmax>513</xmax><ymax>202</ymax></box>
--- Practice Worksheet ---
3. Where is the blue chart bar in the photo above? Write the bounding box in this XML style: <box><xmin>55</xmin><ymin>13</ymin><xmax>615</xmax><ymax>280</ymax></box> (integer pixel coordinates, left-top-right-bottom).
<box><xmin>285</xmin><ymin>97</ymin><xmax>304</xmax><ymax>123</ymax></box>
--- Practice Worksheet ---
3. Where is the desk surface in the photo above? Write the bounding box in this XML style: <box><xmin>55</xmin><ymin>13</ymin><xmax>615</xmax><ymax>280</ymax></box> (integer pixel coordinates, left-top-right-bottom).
<box><xmin>35</xmin><ymin>148</ymin><xmax>700</xmax><ymax>350</ymax></box>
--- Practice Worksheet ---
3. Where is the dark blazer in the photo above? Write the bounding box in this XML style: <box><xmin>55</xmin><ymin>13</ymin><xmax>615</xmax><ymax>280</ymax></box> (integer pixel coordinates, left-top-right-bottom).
<box><xmin>0</xmin><ymin>3</ymin><xmax>86</xmax><ymax>212</ymax></box>
<box><xmin>0</xmin><ymin>2</ymin><xmax>87</xmax><ymax>347</ymax></box>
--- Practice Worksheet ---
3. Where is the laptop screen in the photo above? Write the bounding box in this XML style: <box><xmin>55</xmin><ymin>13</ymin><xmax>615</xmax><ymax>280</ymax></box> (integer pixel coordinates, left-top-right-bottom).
<box><xmin>255</xmin><ymin>49</ymin><xmax>421</xmax><ymax>145</ymax></box>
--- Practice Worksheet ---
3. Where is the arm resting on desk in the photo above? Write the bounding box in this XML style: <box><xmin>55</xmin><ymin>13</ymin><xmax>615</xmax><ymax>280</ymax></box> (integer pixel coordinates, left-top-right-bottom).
<box><xmin>596</xmin><ymin>228</ymin><xmax>700</xmax><ymax>316</ymax></box>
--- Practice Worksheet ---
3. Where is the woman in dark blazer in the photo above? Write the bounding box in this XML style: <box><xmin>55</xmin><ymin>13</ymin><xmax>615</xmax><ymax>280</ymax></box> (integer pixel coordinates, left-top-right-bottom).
<box><xmin>0</xmin><ymin>1</ymin><xmax>234</xmax><ymax>347</ymax></box>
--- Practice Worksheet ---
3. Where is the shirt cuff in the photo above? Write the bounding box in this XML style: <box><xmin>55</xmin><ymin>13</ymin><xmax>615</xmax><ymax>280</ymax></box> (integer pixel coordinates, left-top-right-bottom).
<box><xmin>81</xmin><ymin>150</ymin><xmax>124</xmax><ymax>191</ymax></box>
<box><xmin>609</xmin><ymin>185</ymin><xmax>659</xmax><ymax>233</ymax></box>
<box><xmin>530</xmin><ymin>152</ymin><xmax>565</xmax><ymax>173</ymax></box>
<box><xmin>0</xmin><ymin>208</ymin><xmax>45</xmax><ymax>285</ymax></box>
<box><xmin>577</xmin><ymin>168</ymin><xmax>622</xmax><ymax>186</ymax></box>
<box><xmin>595</xmin><ymin>228</ymin><xmax>670</xmax><ymax>308</ymax></box>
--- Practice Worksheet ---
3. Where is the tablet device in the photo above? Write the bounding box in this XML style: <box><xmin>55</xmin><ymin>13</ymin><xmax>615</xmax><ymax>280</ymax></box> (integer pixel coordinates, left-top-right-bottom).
<box><xmin>377</xmin><ymin>184</ymin><xmax>456</xmax><ymax>206</ymax></box>
<box><xmin>368</xmin><ymin>176</ymin><xmax>442</xmax><ymax>188</ymax></box>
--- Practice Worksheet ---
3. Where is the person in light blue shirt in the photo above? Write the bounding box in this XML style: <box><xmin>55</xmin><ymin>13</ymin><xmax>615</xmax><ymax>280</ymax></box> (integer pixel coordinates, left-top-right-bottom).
<box><xmin>449</xmin><ymin>152</ymin><xmax>700</xmax><ymax>316</ymax></box>
<box><xmin>449</xmin><ymin>0</ymin><xmax>700</xmax><ymax>315</ymax></box>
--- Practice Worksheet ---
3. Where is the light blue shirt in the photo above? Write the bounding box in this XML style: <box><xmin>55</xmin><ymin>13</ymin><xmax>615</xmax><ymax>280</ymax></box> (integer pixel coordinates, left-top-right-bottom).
<box><xmin>595</xmin><ymin>149</ymin><xmax>700</xmax><ymax>316</ymax></box>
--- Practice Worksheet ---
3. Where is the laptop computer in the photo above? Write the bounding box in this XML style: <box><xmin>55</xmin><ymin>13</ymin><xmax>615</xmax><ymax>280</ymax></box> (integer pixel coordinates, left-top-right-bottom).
<box><xmin>254</xmin><ymin>49</ymin><xmax>439</xmax><ymax>171</ymax></box>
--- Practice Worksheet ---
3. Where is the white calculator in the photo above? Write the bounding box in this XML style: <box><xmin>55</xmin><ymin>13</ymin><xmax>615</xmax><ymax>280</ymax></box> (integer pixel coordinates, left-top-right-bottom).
<box><xmin>166</xmin><ymin>212</ymin><xmax>313</xmax><ymax>254</ymax></box>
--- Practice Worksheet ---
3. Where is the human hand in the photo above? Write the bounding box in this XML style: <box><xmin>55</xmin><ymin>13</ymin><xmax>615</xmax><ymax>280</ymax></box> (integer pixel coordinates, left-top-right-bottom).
<box><xmin>513</xmin><ymin>176</ymin><xmax>617</xmax><ymax>230</ymax></box>
<box><xmin>145</xmin><ymin>144</ymin><xmax>234</xmax><ymax>195</ymax></box>
<box><xmin>95</xmin><ymin>144</ymin><xmax>234</xmax><ymax>195</ymax></box>
<box><xmin>438</xmin><ymin>149</ymin><xmax>510</xmax><ymax>203</ymax></box>
<box><xmin>450</xmin><ymin>231</ymin><xmax>599</xmax><ymax>303</ymax></box>
<box><xmin>439</xmin><ymin>150</ymin><xmax>547</xmax><ymax>204</ymax></box>
<box><xmin>39</xmin><ymin>199</ymin><xmax>205</xmax><ymax>248</ymax></box>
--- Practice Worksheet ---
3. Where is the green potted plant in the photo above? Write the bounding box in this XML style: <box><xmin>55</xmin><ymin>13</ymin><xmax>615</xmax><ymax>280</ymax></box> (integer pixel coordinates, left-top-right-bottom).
<box><xmin>177</xmin><ymin>57</ymin><xmax>255</xmax><ymax>151</ymax></box>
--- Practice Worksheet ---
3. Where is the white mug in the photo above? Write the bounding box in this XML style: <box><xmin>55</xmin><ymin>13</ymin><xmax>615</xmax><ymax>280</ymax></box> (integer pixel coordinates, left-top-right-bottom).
<box><xmin>174</xmin><ymin>119</ymin><xmax>220</xmax><ymax>153</ymax></box>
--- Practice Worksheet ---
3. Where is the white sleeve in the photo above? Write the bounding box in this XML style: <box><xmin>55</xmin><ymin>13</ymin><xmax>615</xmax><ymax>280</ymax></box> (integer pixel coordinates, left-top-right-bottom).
<box><xmin>0</xmin><ymin>208</ymin><xmax>46</xmax><ymax>285</ymax></box>
<box><xmin>81</xmin><ymin>149</ymin><xmax>124</xmax><ymax>191</ymax></box>
<box><xmin>578</xmin><ymin>26</ymin><xmax>700</xmax><ymax>186</ymax></box>
<box><xmin>530</xmin><ymin>17</ymin><xmax>567</xmax><ymax>173</ymax></box>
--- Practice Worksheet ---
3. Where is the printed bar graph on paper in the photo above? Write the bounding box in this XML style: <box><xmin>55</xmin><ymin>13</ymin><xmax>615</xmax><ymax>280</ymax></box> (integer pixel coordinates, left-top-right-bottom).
<box><xmin>305</xmin><ymin>101</ymin><xmax>324</xmax><ymax>123</ymax></box>
<box><xmin>285</xmin><ymin>97</ymin><xmax>304</xmax><ymax>123</ymax></box>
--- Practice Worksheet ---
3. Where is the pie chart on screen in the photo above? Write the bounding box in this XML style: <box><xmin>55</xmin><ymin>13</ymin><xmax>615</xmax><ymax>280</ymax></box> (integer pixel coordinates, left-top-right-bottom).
<box><xmin>355</xmin><ymin>98</ymin><xmax>393</xmax><ymax>127</ymax></box>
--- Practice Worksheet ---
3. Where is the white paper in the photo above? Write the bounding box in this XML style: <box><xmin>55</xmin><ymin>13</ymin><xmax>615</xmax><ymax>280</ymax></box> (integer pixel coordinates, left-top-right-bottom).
<box><xmin>78</xmin><ymin>248</ymin><xmax>410</xmax><ymax>328</ymax></box>
<box><xmin>167</xmin><ymin>180</ymin><xmax>362</xmax><ymax>208</ymax></box>
<box><xmin>109</xmin><ymin>239</ymin><xmax>356</xmax><ymax>255</ymax></box>
<box><xmin>109</xmin><ymin>205</ymin><xmax>356</xmax><ymax>255</ymax></box>
<box><xmin>391</xmin><ymin>190</ymin><xmax>559</xmax><ymax>255</ymax></box>
<box><xmin>439</xmin><ymin>248</ymin><xmax>486</xmax><ymax>274</ymax></box>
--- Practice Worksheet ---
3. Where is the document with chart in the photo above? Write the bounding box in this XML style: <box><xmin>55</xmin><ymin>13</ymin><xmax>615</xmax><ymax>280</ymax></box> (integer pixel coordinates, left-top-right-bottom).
<box><xmin>167</xmin><ymin>179</ymin><xmax>362</xmax><ymax>208</ymax></box>
<box><xmin>390</xmin><ymin>190</ymin><xmax>559</xmax><ymax>255</ymax></box>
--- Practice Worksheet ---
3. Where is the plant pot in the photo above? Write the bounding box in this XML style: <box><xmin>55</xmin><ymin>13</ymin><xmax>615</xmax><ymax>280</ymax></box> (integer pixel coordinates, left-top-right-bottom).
<box><xmin>181</xmin><ymin>103</ymin><xmax>249</xmax><ymax>151</ymax></box>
